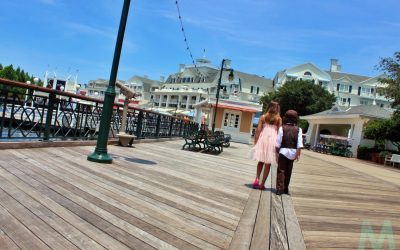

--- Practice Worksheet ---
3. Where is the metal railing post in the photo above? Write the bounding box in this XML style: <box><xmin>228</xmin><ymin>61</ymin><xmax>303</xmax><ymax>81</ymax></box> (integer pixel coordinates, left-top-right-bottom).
<box><xmin>135</xmin><ymin>110</ymin><xmax>143</xmax><ymax>138</ymax></box>
<box><xmin>43</xmin><ymin>93</ymin><xmax>56</xmax><ymax>141</ymax></box>
<box><xmin>155</xmin><ymin>114</ymin><xmax>161</xmax><ymax>138</ymax></box>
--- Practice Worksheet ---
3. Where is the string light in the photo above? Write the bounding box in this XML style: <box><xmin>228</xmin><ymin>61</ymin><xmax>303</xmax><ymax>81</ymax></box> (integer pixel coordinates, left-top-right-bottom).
<box><xmin>175</xmin><ymin>0</ymin><xmax>205</xmax><ymax>79</ymax></box>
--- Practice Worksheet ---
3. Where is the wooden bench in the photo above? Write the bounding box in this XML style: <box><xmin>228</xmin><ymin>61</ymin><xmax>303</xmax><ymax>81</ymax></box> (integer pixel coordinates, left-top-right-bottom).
<box><xmin>384</xmin><ymin>154</ymin><xmax>400</xmax><ymax>167</ymax></box>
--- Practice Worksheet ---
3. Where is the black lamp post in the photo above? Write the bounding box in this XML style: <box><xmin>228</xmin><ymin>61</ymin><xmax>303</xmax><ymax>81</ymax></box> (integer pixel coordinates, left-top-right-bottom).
<box><xmin>211</xmin><ymin>59</ymin><xmax>234</xmax><ymax>132</ymax></box>
<box><xmin>87</xmin><ymin>0</ymin><xmax>131</xmax><ymax>163</ymax></box>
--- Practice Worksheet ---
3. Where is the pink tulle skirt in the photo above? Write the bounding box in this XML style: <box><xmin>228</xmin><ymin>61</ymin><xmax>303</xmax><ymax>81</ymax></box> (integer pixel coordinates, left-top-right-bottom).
<box><xmin>250</xmin><ymin>124</ymin><xmax>277</xmax><ymax>164</ymax></box>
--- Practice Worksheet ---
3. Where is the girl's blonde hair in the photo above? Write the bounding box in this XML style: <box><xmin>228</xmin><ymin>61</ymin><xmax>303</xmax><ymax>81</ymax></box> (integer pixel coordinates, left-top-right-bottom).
<box><xmin>264</xmin><ymin>101</ymin><xmax>281</xmax><ymax>125</ymax></box>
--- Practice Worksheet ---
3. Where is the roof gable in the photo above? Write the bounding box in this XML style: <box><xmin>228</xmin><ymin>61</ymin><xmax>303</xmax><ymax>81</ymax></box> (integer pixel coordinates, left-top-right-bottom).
<box><xmin>285</xmin><ymin>63</ymin><xmax>331</xmax><ymax>81</ymax></box>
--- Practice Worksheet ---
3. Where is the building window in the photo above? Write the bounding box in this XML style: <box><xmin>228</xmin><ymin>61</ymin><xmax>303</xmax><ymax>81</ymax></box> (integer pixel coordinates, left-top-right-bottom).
<box><xmin>250</xmin><ymin>86</ymin><xmax>254</xmax><ymax>93</ymax></box>
<box><xmin>360</xmin><ymin>99</ymin><xmax>369</xmax><ymax>105</ymax></box>
<box><xmin>256</xmin><ymin>87</ymin><xmax>260</xmax><ymax>95</ymax></box>
<box><xmin>361</xmin><ymin>87</ymin><xmax>372</xmax><ymax>96</ymax></box>
<box><xmin>339</xmin><ymin>84</ymin><xmax>349</xmax><ymax>92</ymax></box>
<box><xmin>304</xmin><ymin>71</ymin><xmax>312</xmax><ymax>76</ymax></box>
<box><xmin>223</xmin><ymin>111</ymin><xmax>241</xmax><ymax>130</ymax></box>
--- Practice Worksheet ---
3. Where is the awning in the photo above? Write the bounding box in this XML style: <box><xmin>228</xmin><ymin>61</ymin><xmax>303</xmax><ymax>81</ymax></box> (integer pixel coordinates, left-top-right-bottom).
<box><xmin>211</xmin><ymin>103</ymin><xmax>258</xmax><ymax>113</ymax></box>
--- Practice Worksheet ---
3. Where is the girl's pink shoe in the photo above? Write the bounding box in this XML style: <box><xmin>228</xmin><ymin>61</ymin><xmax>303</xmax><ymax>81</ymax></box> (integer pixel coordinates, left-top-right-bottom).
<box><xmin>252</xmin><ymin>179</ymin><xmax>259</xmax><ymax>189</ymax></box>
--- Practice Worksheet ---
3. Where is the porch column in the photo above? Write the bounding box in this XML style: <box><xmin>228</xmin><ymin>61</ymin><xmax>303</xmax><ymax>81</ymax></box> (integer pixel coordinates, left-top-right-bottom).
<box><xmin>313</xmin><ymin>123</ymin><xmax>320</xmax><ymax>146</ymax></box>
<box><xmin>178</xmin><ymin>95</ymin><xmax>182</xmax><ymax>110</ymax></box>
<box><xmin>186</xmin><ymin>95</ymin><xmax>190</xmax><ymax>110</ymax></box>
<box><xmin>166</xmin><ymin>95</ymin><xmax>171</xmax><ymax>108</ymax></box>
<box><xmin>306</xmin><ymin>122</ymin><xmax>314</xmax><ymax>144</ymax></box>
<box><xmin>351</xmin><ymin>122</ymin><xmax>364</xmax><ymax>157</ymax></box>
<box><xmin>208</xmin><ymin>107</ymin><xmax>214</xmax><ymax>128</ymax></box>
<box><xmin>348</xmin><ymin>124</ymin><xmax>355</xmax><ymax>139</ymax></box>
<box><xmin>159</xmin><ymin>95</ymin><xmax>163</xmax><ymax>108</ymax></box>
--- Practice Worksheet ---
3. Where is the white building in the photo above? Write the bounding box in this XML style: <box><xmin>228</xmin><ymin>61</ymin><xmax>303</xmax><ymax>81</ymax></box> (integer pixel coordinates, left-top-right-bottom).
<box><xmin>302</xmin><ymin>105</ymin><xmax>394</xmax><ymax>156</ymax></box>
<box><xmin>152</xmin><ymin>58</ymin><xmax>273</xmax><ymax>143</ymax></box>
<box><xmin>125</xmin><ymin>75</ymin><xmax>162</xmax><ymax>105</ymax></box>
<box><xmin>273</xmin><ymin>59</ymin><xmax>392</xmax><ymax>108</ymax></box>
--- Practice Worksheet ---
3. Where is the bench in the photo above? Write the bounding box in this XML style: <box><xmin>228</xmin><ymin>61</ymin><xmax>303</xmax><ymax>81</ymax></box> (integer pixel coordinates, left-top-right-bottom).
<box><xmin>384</xmin><ymin>154</ymin><xmax>400</xmax><ymax>167</ymax></box>
<box><xmin>182</xmin><ymin>129</ymin><xmax>207</xmax><ymax>151</ymax></box>
<box><xmin>203</xmin><ymin>133</ymin><xmax>224</xmax><ymax>154</ymax></box>
<box><xmin>214</xmin><ymin>131</ymin><xmax>231</xmax><ymax>148</ymax></box>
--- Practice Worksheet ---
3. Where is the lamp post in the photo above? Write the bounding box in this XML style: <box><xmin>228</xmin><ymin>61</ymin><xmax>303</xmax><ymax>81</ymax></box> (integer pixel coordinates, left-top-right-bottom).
<box><xmin>24</xmin><ymin>81</ymin><xmax>31</xmax><ymax>108</ymax></box>
<box><xmin>58</xmin><ymin>85</ymin><xmax>65</xmax><ymax>114</ymax></box>
<box><xmin>32</xmin><ymin>77</ymin><xmax>39</xmax><ymax>107</ymax></box>
<box><xmin>211</xmin><ymin>59</ymin><xmax>234</xmax><ymax>132</ymax></box>
<box><xmin>87</xmin><ymin>0</ymin><xmax>131</xmax><ymax>163</ymax></box>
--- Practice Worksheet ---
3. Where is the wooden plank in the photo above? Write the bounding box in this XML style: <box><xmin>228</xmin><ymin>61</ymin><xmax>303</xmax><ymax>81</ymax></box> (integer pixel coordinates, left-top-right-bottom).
<box><xmin>250</xmin><ymin>175</ymin><xmax>271</xmax><ymax>250</ymax></box>
<box><xmin>0</xmin><ymin>164</ymin><xmax>133</xmax><ymax>250</ymax></box>
<box><xmin>0</xmin><ymin>229</ymin><xmax>20</xmax><ymax>250</ymax></box>
<box><xmin>229</xmin><ymin>189</ymin><xmax>261</xmax><ymax>250</ymax></box>
<box><xmin>270</xmin><ymin>166</ymin><xmax>289</xmax><ymax>250</ymax></box>
<box><xmin>39</xmin><ymin>148</ymin><xmax>240</xmax><ymax>228</ymax></box>
<box><xmin>0</xmin><ymin>175</ymin><xmax>105</xmax><ymax>250</ymax></box>
<box><xmin>0</xmin><ymin>187</ymin><xmax>79</xmax><ymax>250</ymax></box>
<box><xmin>15</xmin><ymin>154</ymin><xmax>222</xmax><ymax>250</ymax></box>
<box><xmin>0</xmin><ymin>159</ymin><xmax>166</xmax><ymax>250</ymax></box>
<box><xmin>282</xmin><ymin>195</ymin><xmax>306</xmax><ymax>250</ymax></box>
<box><xmin>35</xmin><ymin>148</ymin><xmax>235</xmax><ymax>237</ymax></box>
<box><xmin>0</xmin><ymin>203</ymin><xmax>50</xmax><ymax>250</ymax></box>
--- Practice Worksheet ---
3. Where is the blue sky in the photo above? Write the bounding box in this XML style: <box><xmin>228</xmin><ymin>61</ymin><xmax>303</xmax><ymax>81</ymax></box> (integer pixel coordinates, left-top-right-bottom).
<box><xmin>1</xmin><ymin>0</ymin><xmax>399</xmax><ymax>84</ymax></box>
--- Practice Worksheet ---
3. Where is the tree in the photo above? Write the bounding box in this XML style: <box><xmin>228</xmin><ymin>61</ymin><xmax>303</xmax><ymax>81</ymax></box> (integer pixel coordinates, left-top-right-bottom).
<box><xmin>377</xmin><ymin>52</ymin><xmax>400</xmax><ymax>109</ymax></box>
<box><xmin>364</xmin><ymin>114</ymin><xmax>400</xmax><ymax>151</ymax></box>
<box><xmin>260</xmin><ymin>79</ymin><xmax>336</xmax><ymax>116</ymax></box>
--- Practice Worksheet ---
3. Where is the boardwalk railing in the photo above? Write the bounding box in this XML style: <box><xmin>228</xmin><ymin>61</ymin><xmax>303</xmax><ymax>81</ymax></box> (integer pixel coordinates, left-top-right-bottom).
<box><xmin>0</xmin><ymin>78</ymin><xmax>198</xmax><ymax>141</ymax></box>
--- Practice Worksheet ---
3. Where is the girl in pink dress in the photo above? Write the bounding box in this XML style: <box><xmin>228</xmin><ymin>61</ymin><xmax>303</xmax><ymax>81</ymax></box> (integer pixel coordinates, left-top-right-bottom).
<box><xmin>251</xmin><ymin>102</ymin><xmax>282</xmax><ymax>190</ymax></box>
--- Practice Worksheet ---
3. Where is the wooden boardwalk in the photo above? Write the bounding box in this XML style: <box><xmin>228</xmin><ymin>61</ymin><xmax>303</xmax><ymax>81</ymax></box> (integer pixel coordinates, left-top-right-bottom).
<box><xmin>0</xmin><ymin>140</ymin><xmax>398</xmax><ymax>249</ymax></box>
<box><xmin>0</xmin><ymin>140</ymin><xmax>303</xmax><ymax>249</ymax></box>
<box><xmin>293</xmin><ymin>151</ymin><xmax>400</xmax><ymax>249</ymax></box>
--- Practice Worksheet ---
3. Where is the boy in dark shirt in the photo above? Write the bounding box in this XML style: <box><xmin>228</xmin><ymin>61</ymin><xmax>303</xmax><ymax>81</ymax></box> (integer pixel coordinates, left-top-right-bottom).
<box><xmin>275</xmin><ymin>110</ymin><xmax>303</xmax><ymax>195</ymax></box>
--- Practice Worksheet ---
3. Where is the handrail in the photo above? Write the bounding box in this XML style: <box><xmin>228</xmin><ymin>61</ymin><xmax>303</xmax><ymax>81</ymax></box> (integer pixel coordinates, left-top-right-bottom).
<box><xmin>0</xmin><ymin>78</ymin><xmax>171</xmax><ymax>116</ymax></box>
<box><xmin>0</xmin><ymin>77</ymin><xmax>199</xmax><ymax>141</ymax></box>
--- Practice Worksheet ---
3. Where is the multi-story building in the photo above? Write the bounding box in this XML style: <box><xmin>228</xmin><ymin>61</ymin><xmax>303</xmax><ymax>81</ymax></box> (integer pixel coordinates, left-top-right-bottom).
<box><xmin>273</xmin><ymin>59</ymin><xmax>392</xmax><ymax>108</ymax></box>
<box><xmin>151</xmin><ymin>58</ymin><xmax>273</xmax><ymax>143</ymax></box>
<box><xmin>86</xmin><ymin>78</ymin><xmax>124</xmax><ymax>99</ymax></box>
<box><xmin>124</xmin><ymin>75</ymin><xmax>162</xmax><ymax>105</ymax></box>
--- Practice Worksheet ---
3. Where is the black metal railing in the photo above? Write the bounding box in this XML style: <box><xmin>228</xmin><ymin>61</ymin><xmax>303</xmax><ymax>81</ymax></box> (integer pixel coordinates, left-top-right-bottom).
<box><xmin>0</xmin><ymin>78</ymin><xmax>199</xmax><ymax>141</ymax></box>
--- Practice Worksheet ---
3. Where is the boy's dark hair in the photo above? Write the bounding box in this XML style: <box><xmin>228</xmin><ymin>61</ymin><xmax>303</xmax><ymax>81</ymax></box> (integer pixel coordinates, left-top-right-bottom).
<box><xmin>283</xmin><ymin>110</ymin><xmax>299</xmax><ymax>124</ymax></box>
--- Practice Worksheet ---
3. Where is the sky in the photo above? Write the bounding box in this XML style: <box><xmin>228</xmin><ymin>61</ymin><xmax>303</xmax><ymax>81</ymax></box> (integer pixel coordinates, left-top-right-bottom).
<box><xmin>1</xmin><ymin>0</ymin><xmax>400</xmax><ymax>84</ymax></box>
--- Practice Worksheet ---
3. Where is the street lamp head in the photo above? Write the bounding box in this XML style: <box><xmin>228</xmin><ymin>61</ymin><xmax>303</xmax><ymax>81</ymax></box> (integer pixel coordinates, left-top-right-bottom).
<box><xmin>33</xmin><ymin>77</ymin><xmax>39</xmax><ymax>84</ymax></box>
<box><xmin>228</xmin><ymin>69</ymin><xmax>234</xmax><ymax>82</ymax></box>
<box><xmin>26</xmin><ymin>80</ymin><xmax>31</xmax><ymax>84</ymax></box>
<box><xmin>60</xmin><ymin>85</ymin><xmax>65</xmax><ymax>91</ymax></box>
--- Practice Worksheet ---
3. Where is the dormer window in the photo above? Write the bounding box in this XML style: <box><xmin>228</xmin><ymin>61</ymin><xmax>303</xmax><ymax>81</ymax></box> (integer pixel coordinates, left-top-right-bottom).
<box><xmin>304</xmin><ymin>71</ymin><xmax>312</xmax><ymax>76</ymax></box>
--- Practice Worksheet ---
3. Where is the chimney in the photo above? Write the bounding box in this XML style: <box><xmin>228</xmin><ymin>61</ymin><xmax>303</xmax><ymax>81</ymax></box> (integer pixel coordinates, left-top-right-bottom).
<box><xmin>330</xmin><ymin>59</ymin><xmax>341</xmax><ymax>72</ymax></box>
<box><xmin>160</xmin><ymin>76</ymin><xmax>165</xmax><ymax>82</ymax></box>
<box><xmin>224</xmin><ymin>59</ymin><xmax>232</xmax><ymax>69</ymax></box>
<box><xmin>179</xmin><ymin>64</ymin><xmax>185</xmax><ymax>73</ymax></box>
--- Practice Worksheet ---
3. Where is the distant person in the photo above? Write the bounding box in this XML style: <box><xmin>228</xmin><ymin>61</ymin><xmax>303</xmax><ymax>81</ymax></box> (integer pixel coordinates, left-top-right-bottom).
<box><xmin>275</xmin><ymin>110</ymin><xmax>303</xmax><ymax>195</ymax></box>
<box><xmin>250</xmin><ymin>102</ymin><xmax>282</xmax><ymax>190</ymax></box>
